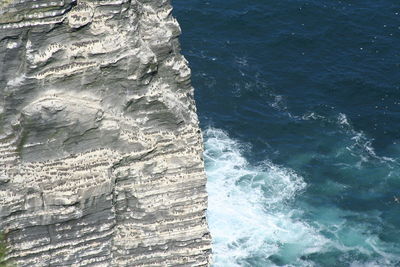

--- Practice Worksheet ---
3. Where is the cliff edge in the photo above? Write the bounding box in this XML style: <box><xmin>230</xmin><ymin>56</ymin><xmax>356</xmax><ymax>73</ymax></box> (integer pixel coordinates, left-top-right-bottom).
<box><xmin>0</xmin><ymin>0</ymin><xmax>211</xmax><ymax>266</ymax></box>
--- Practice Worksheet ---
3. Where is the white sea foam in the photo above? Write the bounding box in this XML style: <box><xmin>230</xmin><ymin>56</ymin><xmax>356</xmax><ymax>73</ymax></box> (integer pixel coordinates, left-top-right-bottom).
<box><xmin>336</xmin><ymin>113</ymin><xmax>397</xmax><ymax>165</ymax></box>
<box><xmin>204</xmin><ymin>127</ymin><xmax>400</xmax><ymax>266</ymax></box>
<box><xmin>300</xmin><ymin>111</ymin><xmax>397</xmax><ymax>165</ymax></box>
<box><xmin>204</xmin><ymin>128</ymin><xmax>328</xmax><ymax>266</ymax></box>
<box><xmin>301</xmin><ymin>112</ymin><xmax>325</xmax><ymax>121</ymax></box>
<box><xmin>338</xmin><ymin>113</ymin><xmax>350</xmax><ymax>127</ymax></box>
<box><xmin>270</xmin><ymin>95</ymin><xmax>287</xmax><ymax>112</ymax></box>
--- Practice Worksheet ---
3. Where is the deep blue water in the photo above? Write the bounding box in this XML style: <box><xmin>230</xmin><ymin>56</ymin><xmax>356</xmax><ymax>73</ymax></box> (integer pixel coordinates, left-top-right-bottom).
<box><xmin>174</xmin><ymin>1</ymin><xmax>400</xmax><ymax>266</ymax></box>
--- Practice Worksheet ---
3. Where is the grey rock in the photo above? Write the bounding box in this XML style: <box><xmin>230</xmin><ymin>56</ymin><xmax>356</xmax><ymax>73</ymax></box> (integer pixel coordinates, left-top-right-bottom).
<box><xmin>0</xmin><ymin>0</ymin><xmax>211</xmax><ymax>266</ymax></box>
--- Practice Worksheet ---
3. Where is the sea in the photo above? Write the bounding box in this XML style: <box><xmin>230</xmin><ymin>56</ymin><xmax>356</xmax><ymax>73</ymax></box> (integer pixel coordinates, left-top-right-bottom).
<box><xmin>173</xmin><ymin>1</ymin><xmax>400</xmax><ymax>266</ymax></box>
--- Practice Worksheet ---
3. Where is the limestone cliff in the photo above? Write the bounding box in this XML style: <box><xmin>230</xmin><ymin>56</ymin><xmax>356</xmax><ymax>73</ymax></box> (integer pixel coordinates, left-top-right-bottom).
<box><xmin>0</xmin><ymin>0</ymin><xmax>211</xmax><ymax>266</ymax></box>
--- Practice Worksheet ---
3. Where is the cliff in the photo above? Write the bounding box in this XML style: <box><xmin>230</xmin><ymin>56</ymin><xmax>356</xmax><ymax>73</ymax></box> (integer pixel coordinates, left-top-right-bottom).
<box><xmin>0</xmin><ymin>0</ymin><xmax>211</xmax><ymax>266</ymax></box>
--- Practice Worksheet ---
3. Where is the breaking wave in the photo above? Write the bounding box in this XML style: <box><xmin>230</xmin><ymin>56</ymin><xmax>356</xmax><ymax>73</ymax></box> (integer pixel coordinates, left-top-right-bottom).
<box><xmin>204</xmin><ymin>128</ymin><xmax>326</xmax><ymax>266</ymax></box>
<box><xmin>204</xmin><ymin>127</ymin><xmax>400</xmax><ymax>267</ymax></box>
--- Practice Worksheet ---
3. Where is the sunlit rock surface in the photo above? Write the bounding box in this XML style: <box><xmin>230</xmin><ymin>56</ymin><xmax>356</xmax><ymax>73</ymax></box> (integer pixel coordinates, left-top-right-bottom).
<box><xmin>0</xmin><ymin>0</ymin><xmax>211</xmax><ymax>266</ymax></box>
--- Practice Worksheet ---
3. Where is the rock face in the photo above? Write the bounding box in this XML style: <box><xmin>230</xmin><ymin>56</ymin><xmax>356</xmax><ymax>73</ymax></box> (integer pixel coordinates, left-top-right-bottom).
<box><xmin>0</xmin><ymin>0</ymin><xmax>211</xmax><ymax>266</ymax></box>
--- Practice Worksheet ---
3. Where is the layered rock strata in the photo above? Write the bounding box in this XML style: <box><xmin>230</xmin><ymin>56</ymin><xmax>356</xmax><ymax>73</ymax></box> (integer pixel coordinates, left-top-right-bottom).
<box><xmin>0</xmin><ymin>0</ymin><xmax>211</xmax><ymax>266</ymax></box>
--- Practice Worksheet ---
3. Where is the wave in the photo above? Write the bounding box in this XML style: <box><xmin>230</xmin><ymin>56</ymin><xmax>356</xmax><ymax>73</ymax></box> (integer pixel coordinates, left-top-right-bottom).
<box><xmin>301</xmin><ymin>111</ymin><xmax>398</xmax><ymax>166</ymax></box>
<box><xmin>204</xmin><ymin>128</ymin><xmax>327</xmax><ymax>266</ymax></box>
<box><xmin>204</xmin><ymin>127</ymin><xmax>400</xmax><ymax>266</ymax></box>
<box><xmin>331</xmin><ymin>112</ymin><xmax>400</xmax><ymax>168</ymax></box>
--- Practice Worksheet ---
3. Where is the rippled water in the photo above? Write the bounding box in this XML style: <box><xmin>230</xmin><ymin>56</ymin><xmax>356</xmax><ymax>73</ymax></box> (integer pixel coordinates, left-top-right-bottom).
<box><xmin>174</xmin><ymin>1</ymin><xmax>400</xmax><ymax>266</ymax></box>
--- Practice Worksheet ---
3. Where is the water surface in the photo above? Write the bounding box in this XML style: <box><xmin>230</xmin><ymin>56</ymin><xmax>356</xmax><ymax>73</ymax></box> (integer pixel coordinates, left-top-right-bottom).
<box><xmin>174</xmin><ymin>1</ymin><xmax>400</xmax><ymax>266</ymax></box>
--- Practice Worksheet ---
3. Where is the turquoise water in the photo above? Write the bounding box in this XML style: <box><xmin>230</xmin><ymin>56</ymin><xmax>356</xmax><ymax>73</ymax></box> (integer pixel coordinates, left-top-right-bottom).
<box><xmin>174</xmin><ymin>1</ymin><xmax>400</xmax><ymax>266</ymax></box>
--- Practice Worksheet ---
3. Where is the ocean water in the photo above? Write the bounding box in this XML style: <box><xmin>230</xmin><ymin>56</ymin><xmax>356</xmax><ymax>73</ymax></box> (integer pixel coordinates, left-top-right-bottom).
<box><xmin>173</xmin><ymin>1</ymin><xmax>400</xmax><ymax>266</ymax></box>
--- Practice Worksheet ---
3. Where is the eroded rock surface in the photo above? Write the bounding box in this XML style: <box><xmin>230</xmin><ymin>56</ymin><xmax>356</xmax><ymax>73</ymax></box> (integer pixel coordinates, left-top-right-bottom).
<box><xmin>0</xmin><ymin>0</ymin><xmax>211</xmax><ymax>266</ymax></box>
